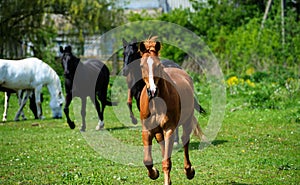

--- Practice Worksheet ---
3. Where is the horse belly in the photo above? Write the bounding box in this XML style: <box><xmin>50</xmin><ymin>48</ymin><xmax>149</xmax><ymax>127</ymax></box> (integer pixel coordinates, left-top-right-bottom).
<box><xmin>1</xmin><ymin>73</ymin><xmax>34</xmax><ymax>90</ymax></box>
<box><xmin>167</xmin><ymin>74</ymin><xmax>194</xmax><ymax>125</ymax></box>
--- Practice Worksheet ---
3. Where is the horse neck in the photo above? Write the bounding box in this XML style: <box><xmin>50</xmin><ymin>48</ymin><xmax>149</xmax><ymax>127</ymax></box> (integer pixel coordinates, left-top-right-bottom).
<box><xmin>157</xmin><ymin>68</ymin><xmax>173</xmax><ymax>97</ymax></box>
<box><xmin>46</xmin><ymin>70</ymin><xmax>61</xmax><ymax>100</ymax></box>
<box><xmin>129</xmin><ymin>59</ymin><xmax>142</xmax><ymax>81</ymax></box>
<box><xmin>69</xmin><ymin>58</ymin><xmax>80</xmax><ymax>79</ymax></box>
<box><xmin>133</xmin><ymin>51</ymin><xmax>141</xmax><ymax>61</ymax></box>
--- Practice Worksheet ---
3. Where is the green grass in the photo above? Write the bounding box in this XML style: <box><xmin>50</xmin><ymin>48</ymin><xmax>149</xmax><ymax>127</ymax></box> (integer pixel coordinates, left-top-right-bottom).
<box><xmin>0</xmin><ymin>91</ymin><xmax>299</xmax><ymax>185</ymax></box>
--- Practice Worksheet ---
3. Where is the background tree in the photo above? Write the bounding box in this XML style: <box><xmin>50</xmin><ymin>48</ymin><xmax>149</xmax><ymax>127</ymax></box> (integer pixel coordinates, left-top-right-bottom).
<box><xmin>0</xmin><ymin>0</ymin><xmax>123</xmax><ymax>64</ymax></box>
<box><xmin>127</xmin><ymin>0</ymin><xmax>299</xmax><ymax>75</ymax></box>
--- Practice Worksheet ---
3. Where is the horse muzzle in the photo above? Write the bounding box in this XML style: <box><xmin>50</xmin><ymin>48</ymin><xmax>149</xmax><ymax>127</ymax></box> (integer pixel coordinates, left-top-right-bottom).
<box><xmin>122</xmin><ymin>66</ymin><xmax>129</xmax><ymax>76</ymax></box>
<box><xmin>147</xmin><ymin>87</ymin><xmax>158</xmax><ymax>100</ymax></box>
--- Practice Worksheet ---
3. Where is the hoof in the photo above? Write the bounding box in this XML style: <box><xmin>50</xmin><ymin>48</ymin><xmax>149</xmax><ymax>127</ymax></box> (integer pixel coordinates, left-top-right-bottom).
<box><xmin>131</xmin><ymin>117</ymin><xmax>137</xmax><ymax>125</ymax></box>
<box><xmin>53</xmin><ymin>115</ymin><xmax>62</xmax><ymax>119</ymax></box>
<box><xmin>148</xmin><ymin>167</ymin><xmax>159</xmax><ymax>180</ymax></box>
<box><xmin>131</xmin><ymin>116</ymin><xmax>138</xmax><ymax>125</ymax></box>
<box><xmin>68</xmin><ymin>121</ymin><xmax>75</xmax><ymax>129</ymax></box>
<box><xmin>185</xmin><ymin>167</ymin><xmax>195</xmax><ymax>180</ymax></box>
<box><xmin>96</xmin><ymin>121</ymin><xmax>104</xmax><ymax>130</ymax></box>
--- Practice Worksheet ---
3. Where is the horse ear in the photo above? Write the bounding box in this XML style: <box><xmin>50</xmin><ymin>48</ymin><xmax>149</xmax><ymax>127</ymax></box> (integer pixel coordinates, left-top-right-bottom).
<box><xmin>132</xmin><ymin>37</ymin><xmax>137</xmax><ymax>44</ymax></box>
<box><xmin>59</xmin><ymin>46</ymin><xmax>64</xmax><ymax>53</ymax></box>
<box><xmin>139</xmin><ymin>42</ymin><xmax>147</xmax><ymax>53</ymax></box>
<box><xmin>155</xmin><ymin>42</ymin><xmax>161</xmax><ymax>52</ymax></box>
<box><xmin>122</xmin><ymin>38</ymin><xmax>128</xmax><ymax>47</ymax></box>
<box><xmin>65</xmin><ymin>45</ymin><xmax>72</xmax><ymax>53</ymax></box>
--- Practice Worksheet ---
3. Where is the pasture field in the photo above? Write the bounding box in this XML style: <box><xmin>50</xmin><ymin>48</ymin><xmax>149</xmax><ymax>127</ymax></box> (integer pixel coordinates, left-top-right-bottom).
<box><xmin>0</xmin><ymin>79</ymin><xmax>299</xmax><ymax>185</ymax></box>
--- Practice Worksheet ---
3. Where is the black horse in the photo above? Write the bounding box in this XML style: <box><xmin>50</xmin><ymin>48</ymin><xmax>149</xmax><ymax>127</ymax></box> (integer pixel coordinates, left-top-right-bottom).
<box><xmin>122</xmin><ymin>38</ymin><xmax>206</xmax><ymax>144</ymax></box>
<box><xmin>60</xmin><ymin>45</ymin><xmax>116</xmax><ymax>131</ymax></box>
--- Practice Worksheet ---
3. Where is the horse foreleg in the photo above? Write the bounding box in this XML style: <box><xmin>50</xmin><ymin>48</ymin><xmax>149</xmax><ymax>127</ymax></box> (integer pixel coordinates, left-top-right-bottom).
<box><xmin>34</xmin><ymin>86</ymin><xmax>44</xmax><ymax>120</ymax></box>
<box><xmin>127</xmin><ymin>89</ymin><xmax>137</xmax><ymax>125</ymax></box>
<box><xmin>142</xmin><ymin>130</ymin><xmax>159</xmax><ymax>180</ymax></box>
<box><xmin>14</xmin><ymin>90</ymin><xmax>30</xmax><ymax>121</ymax></box>
<box><xmin>64</xmin><ymin>93</ymin><xmax>75</xmax><ymax>129</ymax></box>
<box><xmin>174</xmin><ymin>127</ymin><xmax>179</xmax><ymax>145</ymax></box>
<box><xmin>182</xmin><ymin>122</ymin><xmax>195</xmax><ymax>180</ymax></box>
<box><xmin>155</xmin><ymin>130</ymin><xmax>165</xmax><ymax>157</ymax></box>
<box><xmin>80</xmin><ymin>97</ymin><xmax>87</xmax><ymax>132</ymax></box>
<box><xmin>2</xmin><ymin>92</ymin><xmax>11</xmax><ymax>122</ymax></box>
<box><xmin>17</xmin><ymin>90</ymin><xmax>28</xmax><ymax>120</ymax></box>
<box><xmin>162</xmin><ymin>129</ymin><xmax>175</xmax><ymax>185</ymax></box>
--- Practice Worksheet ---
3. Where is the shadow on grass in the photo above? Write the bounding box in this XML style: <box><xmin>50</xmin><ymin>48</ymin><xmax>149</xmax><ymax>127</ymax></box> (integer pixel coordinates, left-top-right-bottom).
<box><xmin>187</xmin><ymin>140</ymin><xmax>229</xmax><ymax>151</ymax></box>
<box><xmin>211</xmin><ymin>140</ymin><xmax>228</xmax><ymax>146</ymax></box>
<box><xmin>228</xmin><ymin>182</ymin><xmax>258</xmax><ymax>185</ymax></box>
<box><xmin>1</xmin><ymin>117</ymin><xmax>63</xmax><ymax>124</ymax></box>
<box><xmin>105</xmin><ymin>125</ymin><xmax>141</xmax><ymax>131</ymax></box>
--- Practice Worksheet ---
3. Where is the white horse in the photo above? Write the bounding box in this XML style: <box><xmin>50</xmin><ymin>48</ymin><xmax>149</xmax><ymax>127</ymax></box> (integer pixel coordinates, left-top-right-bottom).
<box><xmin>0</xmin><ymin>57</ymin><xmax>65</xmax><ymax>121</ymax></box>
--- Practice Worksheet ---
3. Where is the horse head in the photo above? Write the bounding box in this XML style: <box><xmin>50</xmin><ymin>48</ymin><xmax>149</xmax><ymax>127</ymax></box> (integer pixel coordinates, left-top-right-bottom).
<box><xmin>59</xmin><ymin>45</ymin><xmax>80</xmax><ymax>79</ymax></box>
<box><xmin>139</xmin><ymin>39</ymin><xmax>163</xmax><ymax>99</ymax></box>
<box><xmin>48</xmin><ymin>69</ymin><xmax>65</xmax><ymax>119</ymax></box>
<box><xmin>50</xmin><ymin>91</ymin><xmax>64</xmax><ymax>119</ymax></box>
<box><xmin>122</xmin><ymin>38</ymin><xmax>140</xmax><ymax>76</ymax></box>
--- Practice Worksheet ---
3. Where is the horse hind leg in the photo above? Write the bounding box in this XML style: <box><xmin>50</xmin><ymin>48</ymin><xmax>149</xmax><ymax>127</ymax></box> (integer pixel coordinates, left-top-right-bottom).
<box><xmin>174</xmin><ymin>127</ymin><xmax>179</xmax><ymax>145</ymax></box>
<box><xmin>2</xmin><ymin>92</ymin><xmax>11</xmax><ymax>122</ymax></box>
<box><xmin>182</xmin><ymin>120</ymin><xmax>195</xmax><ymax>180</ymax></box>
<box><xmin>127</xmin><ymin>89</ymin><xmax>137</xmax><ymax>125</ymax></box>
<box><xmin>14</xmin><ymin>90</ymin><xmax>30</xmax><ymax>121</ymax></box>
<box><xmin>95</xmin><ymin>91</ymin><xmax>105</xmax><ymax>130</ymax></box>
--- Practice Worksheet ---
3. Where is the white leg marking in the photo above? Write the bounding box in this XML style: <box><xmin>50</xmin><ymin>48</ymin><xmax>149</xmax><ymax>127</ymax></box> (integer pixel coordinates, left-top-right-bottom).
<box><xmin>3</xmin><ymin>92</ymin><xmax>8</xmax><ymax>122</ymax></box>
<box><xmin>95</xmin><ymin>120</ymin><xmax>104</xmax><ymax>130</ymax></box>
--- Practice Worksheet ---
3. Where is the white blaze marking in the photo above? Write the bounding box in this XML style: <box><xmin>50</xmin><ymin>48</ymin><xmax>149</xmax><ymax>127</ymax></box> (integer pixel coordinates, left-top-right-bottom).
<box><xmin>147</xmin><ymin>57</ymin><xmax>156</xmax><ymax>95</ymax></box>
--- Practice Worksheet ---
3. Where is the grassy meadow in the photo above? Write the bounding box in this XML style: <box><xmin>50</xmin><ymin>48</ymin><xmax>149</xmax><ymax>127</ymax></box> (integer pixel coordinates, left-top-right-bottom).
<box><xmin>0</xmin><ymin>71</ymin><xmax>299</xmax><ymax>185</ymax></box>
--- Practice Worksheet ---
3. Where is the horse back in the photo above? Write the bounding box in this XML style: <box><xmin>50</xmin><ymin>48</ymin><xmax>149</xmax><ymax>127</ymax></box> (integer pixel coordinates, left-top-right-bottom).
<box><xmin>83</xmin><ymin>59</ymin><xmax>110</xmax><ymax>89</ymax></box>
<box><xmin>0</xmin><ymin>58</ymin><xmax>46</xmax><ymax>90</ymax></box>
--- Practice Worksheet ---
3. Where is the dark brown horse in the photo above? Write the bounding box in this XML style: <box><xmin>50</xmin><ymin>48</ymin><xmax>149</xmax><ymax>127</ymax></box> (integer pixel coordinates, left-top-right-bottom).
<box><xmin>139</xmin><ymin>39</ymin><xmax>202</xmax><ymax>185</ymax></box>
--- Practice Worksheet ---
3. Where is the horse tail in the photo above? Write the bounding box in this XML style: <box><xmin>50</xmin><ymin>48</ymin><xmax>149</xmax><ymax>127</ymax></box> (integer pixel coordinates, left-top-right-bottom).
<box><xmin>194</xmin><ymin>97</ymin><xmax>206</xmax><ymax>115</ymax></box>
<box><xmin>192</xmin><ymin>116</ymin><xmax>208</xmax><ymax>142</ymax></box>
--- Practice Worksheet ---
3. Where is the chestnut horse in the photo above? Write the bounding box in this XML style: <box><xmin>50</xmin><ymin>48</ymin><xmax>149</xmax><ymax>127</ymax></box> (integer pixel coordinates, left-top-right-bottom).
<box><xmin>122</xmin><ymin>38</ymin><xmax>206</xmax><ymax>144</ymax></box>
<box><xmin>139</xmin><ymin>40</ymin><xmax>202</xmax><ymax>185</ymax></box>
